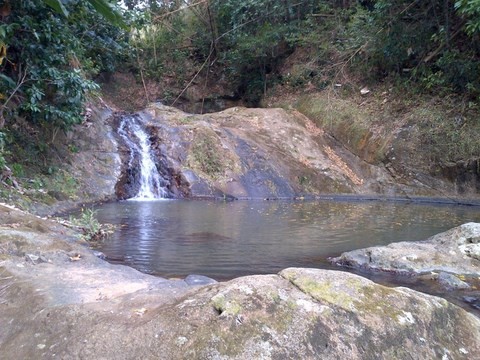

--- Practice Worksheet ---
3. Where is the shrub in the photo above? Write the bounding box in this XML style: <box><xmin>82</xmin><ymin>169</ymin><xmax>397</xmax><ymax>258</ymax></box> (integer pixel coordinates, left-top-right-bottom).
<box><xmin>0</xmin><ymin>0</ymin><xmax>128</xmax><ymax>130</ymax></box>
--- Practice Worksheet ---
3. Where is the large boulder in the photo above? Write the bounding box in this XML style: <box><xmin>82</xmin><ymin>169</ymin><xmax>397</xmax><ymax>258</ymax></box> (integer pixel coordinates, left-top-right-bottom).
<box><xmin>1</xmin><ymin>205</ymin><xmax>479</xmax><ymax>359</ymax></box>
<box><xmin>114</xmin><ymin>104</ymin><xmax>431</xmax><ymax>200</ymax></box>
<box><xmin>331</xmin><ymin>222</ymin><xmax>480</xmax><ymax>276</ymax></box>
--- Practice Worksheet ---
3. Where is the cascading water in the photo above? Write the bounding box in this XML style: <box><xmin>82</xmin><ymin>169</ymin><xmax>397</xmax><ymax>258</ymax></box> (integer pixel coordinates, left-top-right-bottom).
<box><xmin>117</xmin><ymin>115</ymin><xmax>169</xmax><ymax>199</ymax></box>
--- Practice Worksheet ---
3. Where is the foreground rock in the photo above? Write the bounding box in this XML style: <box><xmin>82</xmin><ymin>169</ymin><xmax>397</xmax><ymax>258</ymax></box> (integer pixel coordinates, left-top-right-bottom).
<box><xmin>1</xmin><ymin>205</ymin><xmax>480</xmax><ymax>359</ymax></box>
<box><xmin>331</xmin><ymin>222</ymin><xmax>480</xmax><ymax>276</ymax></box>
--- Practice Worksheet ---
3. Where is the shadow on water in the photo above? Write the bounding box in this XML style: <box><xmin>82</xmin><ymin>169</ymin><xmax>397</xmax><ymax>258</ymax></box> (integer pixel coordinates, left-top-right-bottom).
<box><xmin>93</xmin><ymin>199</ymin><xmax>480</xmax><ymax>315</ymax></box>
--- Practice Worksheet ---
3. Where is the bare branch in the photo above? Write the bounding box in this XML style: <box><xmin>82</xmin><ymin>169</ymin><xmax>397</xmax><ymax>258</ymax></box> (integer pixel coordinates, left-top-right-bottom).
<box><xmin>171</xmin><ymin>45</ymin><xmax>215</xmax><ymax>107</ymax></box>
<box><xmin>152</xmin><ymin>0</ymin><xmax>208</xmax><ymax>21</ymax></box>
<box><xmin>0</xmin><ymin>64</ymin><xmax>29</xmax><ymax>129</ymax></box>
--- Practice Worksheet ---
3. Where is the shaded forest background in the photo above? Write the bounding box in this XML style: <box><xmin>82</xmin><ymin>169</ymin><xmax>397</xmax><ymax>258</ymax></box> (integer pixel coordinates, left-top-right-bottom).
<box><xmin>1</xmin><ymin>0</ymin><xmax>480</xmax><ymax>199</ymax></box>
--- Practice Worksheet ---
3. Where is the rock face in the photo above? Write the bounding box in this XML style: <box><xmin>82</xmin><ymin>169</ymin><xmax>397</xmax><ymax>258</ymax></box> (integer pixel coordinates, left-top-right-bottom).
<box><xmin>331</xmin><ymin>222</ymin><xmax>480</xmax><ymax>276</ymax></box>
<box><xmin>113</xmin><ymin>104</ymin><xmax>433</xmax><ymax>200</ymax></box>
<box><xmin>26</xmin><ymin>102</ymin><xmax>477</xmax><ymax>206</ymax></box>
<box><xmin>1</xmin><ymin>205</ymin><xmax>480</xmax><ymax>359</ymax></box>
<box><xmin>27</xmin><ymin>106</ymin><xmax>122</xmax><ymax>215</ymax></box>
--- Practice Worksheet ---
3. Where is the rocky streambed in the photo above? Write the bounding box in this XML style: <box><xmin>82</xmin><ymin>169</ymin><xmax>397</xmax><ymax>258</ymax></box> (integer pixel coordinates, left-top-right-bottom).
<box><xmin>1</xmin><ymin>203</ymin><xmax>480</xmax><ymax>359</ymax></box>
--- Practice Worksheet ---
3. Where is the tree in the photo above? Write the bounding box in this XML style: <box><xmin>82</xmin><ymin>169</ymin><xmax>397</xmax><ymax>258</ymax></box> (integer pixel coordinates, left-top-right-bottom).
<box><xmin>346</xmin><ymin>0</ymin><xmax>480</xmax><ymax>97</ymax></box>
<box><xmin>455</xmin><ymin>0</ymin><xmax>480</xmax><ymax>34</ymax></box>
<box><xmin>45</xmin><ymin>0</ymin><xmax>126</xmax><ymax>27</ymax></box>
<box><xmin>0</xmin><ymin>0</ymin><xmax>128</xmax><ymax>130</ymax></box>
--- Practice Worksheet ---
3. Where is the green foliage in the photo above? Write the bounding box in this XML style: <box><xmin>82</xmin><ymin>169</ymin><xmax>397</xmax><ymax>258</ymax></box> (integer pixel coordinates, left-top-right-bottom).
<box><xmin>10</xmin><ymin>163</ymin><xmax>24</xmax><ymax>178</ymax></box>
<box><xmin>45</xmin><ymin>0</ymin><xmax>126</xmax><ymax>28</ymax></box>
<box><xmin>0</xmin><ymin>0</ymin><xmax>128</xmax><ymax>130</ymax></box>
<box><xmin>420</xmin><ymin>50</ymin><xmax>480</xmax><ymax>96</ymax></box>
<box><xmin>129</xmin><ymin>10</ymin><xmax>190</xmax><ymax>82</ymax></box>
<box><xmin>343</xmin><ymin>1</ymin><xmax>480</xmax><ymax>98</ymax></box>
<box><xmin>211</xmin><ymin>0</ymin><xmax>320</xmax><ymax>105</ymax></box>
<box><xmin>455</xmin><ymin>0</ymin><xmax>480</xmax><ymax>34</ymax></box>
<box><xmin>128</xmin><ymin>0</ymin><xmax>324</xmax><ymax>106</ymax></box>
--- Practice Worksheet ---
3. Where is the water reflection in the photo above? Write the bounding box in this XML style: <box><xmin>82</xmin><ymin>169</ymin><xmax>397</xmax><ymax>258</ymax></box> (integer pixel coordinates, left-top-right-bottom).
<box><xmin>94</xmin><ymin>200</ymin><xmax>480</xmax><ymax>280</ymax></box>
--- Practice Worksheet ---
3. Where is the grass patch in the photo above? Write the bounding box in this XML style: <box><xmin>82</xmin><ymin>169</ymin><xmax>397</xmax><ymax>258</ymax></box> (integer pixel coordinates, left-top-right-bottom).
<box><xmin>187</xmin><ymin>128</ymin><xmax>240</xmax><ymax>180</ymax></box>
<box><xmin>284</xmin><ymin>86</ymin><xmax>480</xmax><ymax>170</ymax></box>
<box><xmin>189</xmin><ymin>130</ymin><xmax>224</xmax><ymax>177</ymax></box>
<box><xmin>294</xmin><ymin>94</ymin><xmax>389</xmax><ymax>164</ymax></box>
<box><xmin>409</xmin><ymin>106</ymin><xmax>480</xmax><ymax>163</ymax></box>
<box><xmin>68</xmin><ymin>208</ymin><xmax>114</xmax><ymax>244</ymax></box>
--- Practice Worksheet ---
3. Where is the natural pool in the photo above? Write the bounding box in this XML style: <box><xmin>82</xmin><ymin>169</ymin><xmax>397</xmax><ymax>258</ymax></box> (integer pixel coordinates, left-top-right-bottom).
<box><xmin>94</xmin><ymin>199</ymin><xmax>480</xmax><ymax>280</ymax></box>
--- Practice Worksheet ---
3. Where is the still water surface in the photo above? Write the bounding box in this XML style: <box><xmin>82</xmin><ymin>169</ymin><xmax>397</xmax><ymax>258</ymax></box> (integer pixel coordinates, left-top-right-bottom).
<box><xmin>95</xmin><ymin>199</ymin><xmax>480</xmax><ymax>280</ymax></box>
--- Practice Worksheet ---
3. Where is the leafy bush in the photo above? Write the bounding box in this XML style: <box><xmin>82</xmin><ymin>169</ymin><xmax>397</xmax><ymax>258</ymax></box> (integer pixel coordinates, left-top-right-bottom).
<box><xmin>128</xmin><ymin>0</ymin><xmax>326</xmax><ymax>106</ymax></box>
<box><xmin>345</xmin><ymin>1</ymin><xmax>480</xmax><ymax>98</ymax></box>
<box><xmin>0</xmin><ymin>0</ymin><xmax>128</xmax><ymax>130</ymax></box>
<box><xmin>69</xmin><ymin>207</ymin><xmax>112</xmax><ymax>242</ymax></box>
<box><xmin>455</xmin><ymin>0</ymin><xmax>480</xmax><ymax>34</ymax></box>
<box><xmin>210</xmin><ymin>0</ymin><xmax>321</xmax><ymax>105</ymax></box>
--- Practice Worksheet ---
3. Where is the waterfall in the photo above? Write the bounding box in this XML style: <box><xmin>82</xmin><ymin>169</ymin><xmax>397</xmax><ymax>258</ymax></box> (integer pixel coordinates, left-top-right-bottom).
<box><xmin>118</xmin><ymin>115</ymin><xmax>169</xmax><ymax>200</ymax></box>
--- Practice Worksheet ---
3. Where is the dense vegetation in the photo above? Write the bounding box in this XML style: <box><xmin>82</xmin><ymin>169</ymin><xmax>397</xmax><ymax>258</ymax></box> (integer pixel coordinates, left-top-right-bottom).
<box><xmin>1</xmin><ymin>0</ymin><xmax>480</xmax><ymax>199</ymax></box>
<box><xmin>127</xmin><ymin>1</ymin><xmax>480</xmax><ymax>103</ymax></box>
<box><xmin>0</xmin><ymin>0</ymin><xmax>127</xmax><ymax>178</ymax></box>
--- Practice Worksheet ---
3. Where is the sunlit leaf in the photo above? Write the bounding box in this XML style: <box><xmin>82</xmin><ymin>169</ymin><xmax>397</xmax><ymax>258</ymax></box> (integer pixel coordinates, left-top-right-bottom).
<box><xmin>44</xmin><ymin>0</ymin><xmax>69</xmax><ymax>17</ymax></box>
<box><xmin>0</xmin><ymin>44</ymin><xmax>6</xmax><ymax>65</ymax></box>
<box><xmin>87</xmin><ymin>0</ymin><xmax>127</xmax><ymax>29</ymax></box>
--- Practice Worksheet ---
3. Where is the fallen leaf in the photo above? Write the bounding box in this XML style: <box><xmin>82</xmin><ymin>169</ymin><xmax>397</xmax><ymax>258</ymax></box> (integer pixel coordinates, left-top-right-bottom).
<box><xmin>133</xmin><ymin>308</ymin><xmax>147</xmax><ymax>316</ymax></box>
<box><xmin>360</xmin><ymin>87</ymin><xmax>370</xmax><ymax>95</ymax></box>
<box><xmin>69</xmin><ymin>254</ymin><xmax>81</xmax><ymax>261</ymax></box>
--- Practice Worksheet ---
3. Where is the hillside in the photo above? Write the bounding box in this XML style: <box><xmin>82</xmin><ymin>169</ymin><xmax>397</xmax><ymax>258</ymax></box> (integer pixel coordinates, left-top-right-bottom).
<box><xmin>1</xmin><ymin>1</ymin><xmax>480</xmax><ymax>210</ymax></box>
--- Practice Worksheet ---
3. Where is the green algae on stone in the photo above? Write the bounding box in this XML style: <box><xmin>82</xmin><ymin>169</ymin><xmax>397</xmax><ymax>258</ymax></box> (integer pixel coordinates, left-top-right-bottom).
<box><xmin>211</xmin><ymin>293</ymin><xmax>242</xmax><ymax>317</ymax></box>
<box><xmin>280</xmin><ymin>269</ymin><xmax>356</xmax><ymax>310</ymax></box>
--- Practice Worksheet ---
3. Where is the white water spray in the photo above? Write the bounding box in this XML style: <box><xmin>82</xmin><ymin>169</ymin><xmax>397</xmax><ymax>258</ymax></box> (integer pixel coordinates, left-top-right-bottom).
<box><xmin>118</xmin><ymin>116</ymin><xmax>168</xmax><ymax>199</ymax></box>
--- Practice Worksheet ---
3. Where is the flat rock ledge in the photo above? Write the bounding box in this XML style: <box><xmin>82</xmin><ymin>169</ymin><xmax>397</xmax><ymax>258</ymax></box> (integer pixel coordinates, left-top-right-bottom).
<box><xmin>1</xmin><ymin>205</ymin><xmax>480</xmax><ymax>359</ymax></box>
<box><xmin>331</xmin><ymin>222</ymin><xmax>480</xmax><ymax>276</ymax></box>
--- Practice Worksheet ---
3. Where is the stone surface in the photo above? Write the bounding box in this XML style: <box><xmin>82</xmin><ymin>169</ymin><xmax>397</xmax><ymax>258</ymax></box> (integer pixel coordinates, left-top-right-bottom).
<box><xmin>184</xmin><ymin>274</ymin><xmax>218</xmax><ymax>286</ymax></box>
<box><xmin>29</xmin><ymin>106</ymin><xmax>122</xmax><ymax>216</ymax></box>
<box><xmin>437</xmin><ymin>272</ymin><xmax>471</xmax><ymax>290</ymax></box>
<box><xmin>331</xmin><ymin>222</ymin><xmax>480</xmax><ymax>276</ymax></box>
<box><xmin>1</xmin><ymin>205</ymin><xmax>480</xmax><ymax>359</ymax></box>
<box><xmin>114</xmin><ymin>104</ymin><xmax>435</xmax><ymax>200</ymax></box>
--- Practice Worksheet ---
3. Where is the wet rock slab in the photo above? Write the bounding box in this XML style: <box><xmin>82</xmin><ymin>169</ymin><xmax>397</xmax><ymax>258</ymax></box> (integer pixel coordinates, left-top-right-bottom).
<box><xmin>1</xmin><ymin>205</ymin><xmax>480</xmax><ymax>359</ymax></box>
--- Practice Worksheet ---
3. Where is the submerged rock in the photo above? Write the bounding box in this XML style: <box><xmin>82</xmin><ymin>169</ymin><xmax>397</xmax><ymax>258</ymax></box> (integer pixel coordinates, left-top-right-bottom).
<box><xmin>1</xmin><ymin>206</ymin><xmax>480</xmax><ymax>359</ymax></box>
<box><xmin>184</xmin><ymin>274</ymin><xmax>218</xmax><ymax>286</ymax></box>
<box><xmin>437</xmin><ymin>271</ymin><xmax>471</xmax><ymax>291</ymax></box>
<box><xmin>464</xmin><ymin>296</ymin><xmax>480</xmax><ymax>310</ymax></box>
